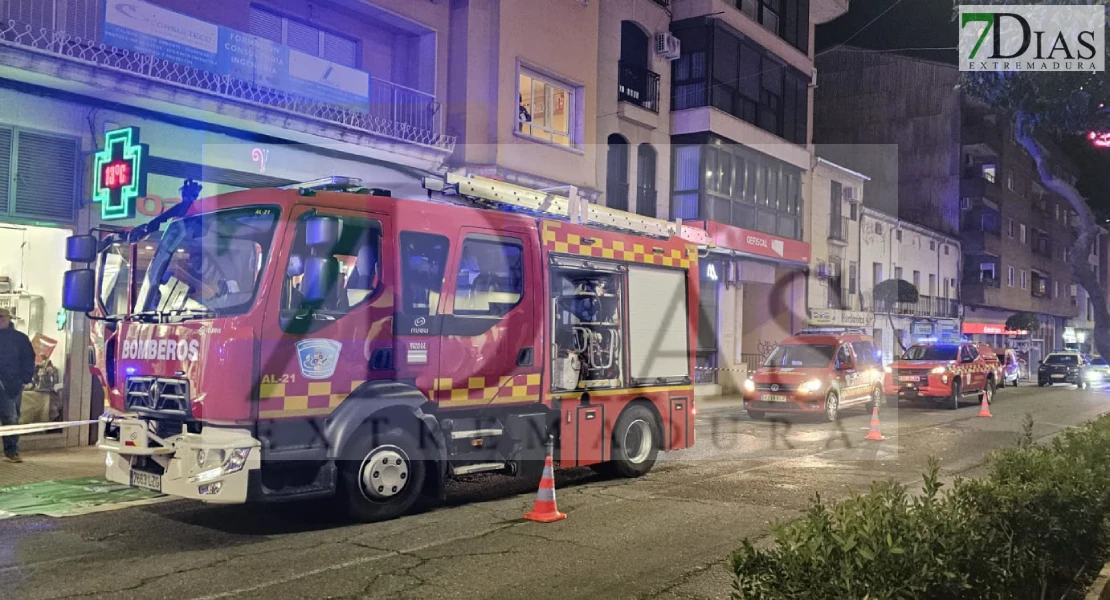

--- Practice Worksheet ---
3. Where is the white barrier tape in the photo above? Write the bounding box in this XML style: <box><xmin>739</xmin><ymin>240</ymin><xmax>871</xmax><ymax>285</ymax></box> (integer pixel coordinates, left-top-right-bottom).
<box><xmin>0</xmin><ymin>420</ymin><xmax>98</xmax><ymax>437</ymax></box>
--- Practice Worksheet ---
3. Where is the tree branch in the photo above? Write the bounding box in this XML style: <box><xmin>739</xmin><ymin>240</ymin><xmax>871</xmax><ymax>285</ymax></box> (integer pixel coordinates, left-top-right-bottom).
<box><xmin>1015</xmin><ymin>111</ymin><xmax>1110</xmax><ymax>358</ymax></box>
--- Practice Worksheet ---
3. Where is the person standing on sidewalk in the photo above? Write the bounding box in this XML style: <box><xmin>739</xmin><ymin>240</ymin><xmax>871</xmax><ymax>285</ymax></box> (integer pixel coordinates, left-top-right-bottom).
<box><xmin>0</xmin><ymin>307</ymin><xmax>35</xmax><ymax>463</ymax></box>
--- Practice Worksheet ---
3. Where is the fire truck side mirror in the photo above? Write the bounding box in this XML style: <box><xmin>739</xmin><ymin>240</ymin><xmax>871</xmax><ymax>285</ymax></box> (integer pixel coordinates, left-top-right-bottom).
<box><xmin>62</xmin><ymin>269</ymin><xmax>96</xmax><ymax>313</ymax></box>
<box><xmin>302</xmin><ymin>256</ymin><xmax>339</xmax><ymax>304</ymax></box>
<box><xmin>305</xmin><ymin>215</ymin><xmax>340</xmax><ymax>248</ymax></box>
<box><xmin>65</xmin><ymin>235</ymin><xmax>98</xmax><ymax>263</ymax></box>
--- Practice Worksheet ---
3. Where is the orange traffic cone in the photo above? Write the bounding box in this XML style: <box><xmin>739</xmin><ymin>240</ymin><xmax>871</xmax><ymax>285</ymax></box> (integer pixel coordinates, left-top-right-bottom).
<box><xmin>524</xmin><ymin>438</ymin><xmax>567</xmax><ymax>523</ymax></box>
<box><xmin>864</xmin><ymin>406</ymin><xmax>885</xmax><ymax>441</ymax></box>
<box><xmin>978</xmin><ymin>392</ymin><xmax>993</xmax><ymax>418</ymax></box>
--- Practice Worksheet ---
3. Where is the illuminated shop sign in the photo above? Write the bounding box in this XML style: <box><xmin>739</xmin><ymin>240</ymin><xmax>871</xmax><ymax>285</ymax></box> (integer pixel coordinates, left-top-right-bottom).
<box><xmin>93</xmin><ymin>127</ymin><xmax>149</xmax><ymax>221</ymax></box>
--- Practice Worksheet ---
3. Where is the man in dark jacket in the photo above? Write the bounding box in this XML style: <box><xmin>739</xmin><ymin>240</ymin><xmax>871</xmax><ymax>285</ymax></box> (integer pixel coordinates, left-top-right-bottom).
<box><xmin>0</xmin><ymin>307</ymin><xmax>35</xmax><ymax>462</ymax></box>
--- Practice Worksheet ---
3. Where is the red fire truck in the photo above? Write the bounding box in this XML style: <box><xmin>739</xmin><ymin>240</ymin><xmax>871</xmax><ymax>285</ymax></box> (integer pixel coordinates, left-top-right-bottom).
<box><xmin>62</xmin><ymin>174</ymin><xmax>705</xmax><ymax>522</ymax></box>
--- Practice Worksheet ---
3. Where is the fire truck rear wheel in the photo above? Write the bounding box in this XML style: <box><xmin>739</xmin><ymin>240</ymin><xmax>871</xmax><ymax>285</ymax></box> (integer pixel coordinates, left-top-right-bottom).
<box><xmin>609</xmin><ymin>405</ymin><xmax>660</xmax><ymax>478</ymax></box>
<box><xmin>339</xmin><ymin>427</ymin><xmax>427</xmax><ymax>523</ymax></box>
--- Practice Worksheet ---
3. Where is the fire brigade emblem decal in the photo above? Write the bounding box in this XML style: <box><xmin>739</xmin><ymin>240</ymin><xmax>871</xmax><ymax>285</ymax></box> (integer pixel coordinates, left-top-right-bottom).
<box><xmin>296</xmin><ymin>339</ymin><xmax>342</xmax><ymax>380</ymax></box>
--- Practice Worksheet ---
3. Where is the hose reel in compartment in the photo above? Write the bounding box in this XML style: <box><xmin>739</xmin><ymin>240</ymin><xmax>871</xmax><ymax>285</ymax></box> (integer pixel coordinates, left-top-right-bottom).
<box><xmin>550</xmin><ymin>258</ymin><xmax>625</xmax><ymax>391</ymax></box>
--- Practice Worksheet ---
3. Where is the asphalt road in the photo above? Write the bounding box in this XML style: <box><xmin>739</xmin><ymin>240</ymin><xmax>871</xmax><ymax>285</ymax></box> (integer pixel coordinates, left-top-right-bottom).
<box><xmin>3</xmin><ymin>383</ymin><xmax>1109</xmax><ymax>600</ymax></box>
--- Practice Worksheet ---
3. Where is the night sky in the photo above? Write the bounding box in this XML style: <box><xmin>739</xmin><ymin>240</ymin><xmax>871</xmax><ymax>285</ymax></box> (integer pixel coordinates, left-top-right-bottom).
<box><xmin>816</xmin><ymin>0</ymin><xmax>1110</xmax><ymax>218</ymax></box>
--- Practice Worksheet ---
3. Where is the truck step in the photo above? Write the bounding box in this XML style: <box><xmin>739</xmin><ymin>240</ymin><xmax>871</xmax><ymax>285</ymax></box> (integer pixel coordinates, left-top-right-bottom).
<box><xmin>451</xmin><ymin>462</ymin><xmax>508</xmax><ymax>476</ymax></box>
<box><xmin>450</xmin><ymin>428</ymin><xmax>504</xmax><ymax>440</ymax></box>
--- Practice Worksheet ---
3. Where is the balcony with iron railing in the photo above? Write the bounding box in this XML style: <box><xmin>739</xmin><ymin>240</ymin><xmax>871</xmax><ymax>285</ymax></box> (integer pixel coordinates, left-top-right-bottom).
<box><xmin>867</xmin><ymin>294</ymin><xmax>960</xmax><ymax>318</ymax></box>
<box><xmin>0</xmin><ymin>0</ymin><xmax>453</xmax><ymax>151</ymax></box>
<box><xmin>618</xmin><ymin>60</ymin><xmax>661</xmax><ymax>113</ymax></box>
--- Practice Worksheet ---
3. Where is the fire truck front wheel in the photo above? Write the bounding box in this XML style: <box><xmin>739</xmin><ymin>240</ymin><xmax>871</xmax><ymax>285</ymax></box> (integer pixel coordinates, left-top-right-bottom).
<box><xmin>608</xmin><ymin>404</ymin><xmax>661</xmax><ymax>478</ymax></box>
<box><xmin>339</xmin><ymin>427</ymin><xmax>427</xmax><ymax>523</ymax></box>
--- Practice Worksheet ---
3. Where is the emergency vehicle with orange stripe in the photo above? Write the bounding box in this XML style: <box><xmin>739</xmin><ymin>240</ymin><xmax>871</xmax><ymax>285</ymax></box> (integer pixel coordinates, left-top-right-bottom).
<box><xmin>884</xmin><ymin>338</ymin><xmax>997</xmax><ymax>410</ymax></box>
<box><xmin>61</xmin><ymin>174</ymin><xmax>706</xmax><ymax>522</ymax></box>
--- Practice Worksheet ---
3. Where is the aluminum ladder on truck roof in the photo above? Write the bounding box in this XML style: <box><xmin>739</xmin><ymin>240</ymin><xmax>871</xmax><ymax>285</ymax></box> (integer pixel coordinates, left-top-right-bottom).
<box><xmin>422</xmin><ymin>172</ymin><xmax>712</xmax><ymax>246</ymax></box>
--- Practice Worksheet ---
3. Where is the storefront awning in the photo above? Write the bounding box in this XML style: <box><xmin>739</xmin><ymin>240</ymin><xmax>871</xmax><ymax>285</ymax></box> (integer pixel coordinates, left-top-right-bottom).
<box><xmin>688</xmin><ymin>220</ymin><xmax>810</xmax><ymax>265</ymax></box>
<box><xmin>962</xmin><ymin>322</ymin><xmax>1028</xmax><ymax>336</ymax></box>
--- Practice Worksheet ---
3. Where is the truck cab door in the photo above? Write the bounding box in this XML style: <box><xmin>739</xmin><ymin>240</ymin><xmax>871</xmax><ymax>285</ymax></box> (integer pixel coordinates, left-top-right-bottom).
<box><xmin>961</xmin><ymin>345</ymin><xmax>982</xmax><ymax>390</ymax></box>
<box><xmin>256</xmin><ymin>208</ymin><xmax>394</xmax><ymax>427</ymax></box>
<box><xmin>434</xmin><ymin>227</ymin><xmax>541</xmax><ymax>408</ymax></box>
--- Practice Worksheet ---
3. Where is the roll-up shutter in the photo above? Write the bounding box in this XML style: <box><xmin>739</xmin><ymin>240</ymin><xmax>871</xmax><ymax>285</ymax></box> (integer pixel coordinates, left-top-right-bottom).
<box><xmin>12</xmin><ymin>130</ymin><xmax>78</xmax><ymax>223</ymax></box>
<box><xmin>628</xmin><ymin>265</ymin><xmax>690</xmax><ymax>382</ymax></box>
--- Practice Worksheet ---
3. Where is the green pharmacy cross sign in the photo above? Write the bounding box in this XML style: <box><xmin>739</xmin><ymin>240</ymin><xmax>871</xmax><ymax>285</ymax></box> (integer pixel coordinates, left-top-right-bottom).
<box><xmin>93</xmin><ymin>127</ymin><xmax>148</xmax><ymax>221</ymax></box>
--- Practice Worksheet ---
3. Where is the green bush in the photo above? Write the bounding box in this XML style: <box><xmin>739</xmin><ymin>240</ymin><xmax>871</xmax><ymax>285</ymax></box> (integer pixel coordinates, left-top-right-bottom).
<box><xmin>730</xmin><ymin>416</ymin><xmax>1110</xmax><ymax>599</ymax></box>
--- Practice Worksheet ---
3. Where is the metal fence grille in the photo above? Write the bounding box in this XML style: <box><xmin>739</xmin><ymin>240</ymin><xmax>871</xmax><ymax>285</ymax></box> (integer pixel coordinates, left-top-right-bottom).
<box><xmin>1</xmin><ymin>0</ymin><xmax>454</xmax><ymax>151</ymax></box>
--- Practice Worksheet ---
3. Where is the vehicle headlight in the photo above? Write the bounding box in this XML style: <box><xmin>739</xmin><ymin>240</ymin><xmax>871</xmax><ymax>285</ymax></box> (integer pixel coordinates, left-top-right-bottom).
<box><xmin>1086</xmin><ymin>371</ymin><xmax>1102</xmax><ymax>380</ymax></box>
<box><xmin>225</xmin><ymin>448</ymin><xmax>250</xmax><ymax>474</ymax></box>
<box><xmin>930</xmin><ymin>366</ymin><xmax>947</xmax><ymax>375</ymax></box>
<box><xmin>883</xmin><ymin>366</ymin><xmax>892</xmax><ymax>374</ymax></box>
<box><xmin>800</xmin><ymin>379</ymin><xmax>823</xmax><ymax>393</ymax></box>
<box><xmin>743</xmin><ymin>378</ymin><xmax>755</xmax><ymax>393</ymax></box>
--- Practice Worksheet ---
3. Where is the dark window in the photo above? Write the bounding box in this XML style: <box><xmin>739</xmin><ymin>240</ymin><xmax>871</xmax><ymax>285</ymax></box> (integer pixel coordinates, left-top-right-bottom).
<box><xmin>764</xmin><ymin>344</ymin><xmax>835</xmax><ymax>368</ymax></box>
<box><xmin>902</xmin><ymin>345</ymin><xmax>959</xmax><ymax>361</ymax></box>
<box><xmin>250</xmin><ymin>6</ymin><xmax>358</xmax><ymax>68</ymax></box>
<box><xmin>636</xmin><ymin>144</ymin><xmax>658</xmax><ymax>217</ymax></box>
<box><xmin>454</xmin><ymin>237</ymin><xmax>524</xmax><ymax>317</ymax></box>
<box><xmin>400</xmin><ymin>232</ymin><xmax>449</xmax><ymax>315</ymax></box>
<box><xmin>849</xmin><ymin>202</ymin><xmax>858</xmax><ymax>221</ymax></box>
<box><xmin>280</xmin><ymin>215</ymin><xmax>383</xmax><ymax>324</ymax></box>
<box><xmin>607</xmin><ymin>135</ymin><xmax>630</xmax><ymax>211</ymax></box>
<box><xmin>851</xmin><ymin>341</ymin><xmax>879</xmax><ymax>366</ymax></box>
<box><xmin>836</xmin><ymin>344</ymin><xmax>853</xmax><ymax>368</ymax></box>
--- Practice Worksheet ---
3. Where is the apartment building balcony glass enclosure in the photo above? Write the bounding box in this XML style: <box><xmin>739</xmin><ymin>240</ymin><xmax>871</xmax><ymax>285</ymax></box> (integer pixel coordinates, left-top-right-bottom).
<box><xmin>670</xmin><ymin>19</ymin><xmax>810</xmax><ymax>146</ymax></box>
<box><xmin>672</xmin><ymin>134</ymin><xmax>803</xmax><ymax>240</ymax></box>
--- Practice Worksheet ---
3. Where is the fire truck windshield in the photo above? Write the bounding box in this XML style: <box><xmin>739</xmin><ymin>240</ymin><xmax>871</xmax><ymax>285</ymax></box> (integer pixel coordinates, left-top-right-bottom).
<box><xmin>764</xmin><ymin>344</ymin><xmax>835</xmax><ymax>368</ymax></box>
<box><xmin>135</xmin><ymin>206</ymin><xmax>280</xmax><ymax>320</ymax></box>
<box><xmin>902</xmin><ymin>345</ymin><xmax>959</xmax><ymax>361</ymax></box>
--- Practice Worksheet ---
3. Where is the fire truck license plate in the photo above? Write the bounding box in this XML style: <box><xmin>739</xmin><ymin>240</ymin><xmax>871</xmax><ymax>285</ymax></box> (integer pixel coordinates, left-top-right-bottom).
<box><xmin>899</xmin><ymin>376</ymin><xmax>918</xmax><ymax>383</ymax></box>
<box><xmin>760</xmin><ymin>394</ymin><xmax>787</xmax><ymax>402</ymax></box>
<box><xmin>130</xmin><ymin>470</ymin><xmax>161</xmax><ymax>492</ymax></box>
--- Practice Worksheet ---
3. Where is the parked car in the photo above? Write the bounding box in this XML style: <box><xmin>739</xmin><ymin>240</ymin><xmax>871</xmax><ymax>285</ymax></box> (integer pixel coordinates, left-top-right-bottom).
<box><xmin>885</xmin><ymin>341</ymin><xmax>995</xmax><ymax>409</ymax></box>
<box><xmin>742</xmin><ymin>329</ymin><xmax>885</xmax><ymax>422</ymax></box>
<box><xmin>995</xmin><ymin>348</ymin><xmax>1024</xmax><ymax>387</ymax></box>
<box><xmin>1037</xmin><ymin>352</ymin><xmax>1089</xmax><ymax>389</ymax></box>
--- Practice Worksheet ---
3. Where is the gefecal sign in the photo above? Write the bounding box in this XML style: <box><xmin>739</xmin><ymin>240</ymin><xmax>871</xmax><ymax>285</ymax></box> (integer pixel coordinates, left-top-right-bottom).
<box><xmin>122</xmin><ymin>338</ymin><xmax>200</xmax><ymax>361</ymax></box>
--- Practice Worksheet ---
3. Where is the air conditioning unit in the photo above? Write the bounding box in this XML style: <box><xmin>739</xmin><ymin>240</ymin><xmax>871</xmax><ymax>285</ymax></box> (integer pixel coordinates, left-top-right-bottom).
<box><xmin>655</xmin><ymin>32</ymin><xmax>681</xmax><ymax>61</ymax></box>
<box><xmin>843</xmin><ymin>187</ymin><xmax>858</xmax><ymax>203</ymax></box>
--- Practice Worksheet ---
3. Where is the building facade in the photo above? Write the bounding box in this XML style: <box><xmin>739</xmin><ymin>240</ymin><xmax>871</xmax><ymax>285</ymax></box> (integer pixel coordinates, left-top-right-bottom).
<box><xmin>0</xmin><ymin>0</ymin><xmax>455</xmax><ymax>448</ymax></box>
<box><xmin>814</xmin><ymin>48</ymin><xmax>1087</xmax><ymax>367</ymax></box>
<box><xmin>667</xmin><ymin>0</ymin><xmax>849</xmax><ymax>394</ymax></box>
<box><xmin>859</xmin><ymin>208</ymin><xmax>961</xmax><ymax>361</ymax></box>
<box><xmin>808</xmin><ymin>157</ymin><xmax>870</xmax><ymax>329</ymax></box>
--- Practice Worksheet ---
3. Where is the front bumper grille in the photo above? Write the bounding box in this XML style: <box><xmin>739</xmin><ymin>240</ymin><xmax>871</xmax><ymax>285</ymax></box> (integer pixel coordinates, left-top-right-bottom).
<box><xmin>126</xmin><ymin>377</ymin><xmax>192</xmax><ymax>418</ymax></box>
<box><xmin>755</xmin><ymin>383</ymin><xmax>798</xmax><ymax>393</ymax></box>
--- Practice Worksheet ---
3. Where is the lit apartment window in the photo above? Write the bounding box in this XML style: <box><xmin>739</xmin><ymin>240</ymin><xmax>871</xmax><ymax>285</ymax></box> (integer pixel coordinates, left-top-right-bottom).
<box><xmin>250</xmin><ymin>7</ymin><xmax>359</xmax><ymax>68</ymax></box>
<box><xmin>518</xmin><ymin>68</ymin><xmax>577</xmax><ymax>148</ymax></box>
<box><xmin>1020</xmin><ymin>223</ymin><xmax>1027</xmax><ymax>243</ymax></box>
<box><xmin>1020</xmin><ymin>270</ymin><xmax>1027</xmax><ymax>290</ymax></box>
<box><xmin>982</xmin><ymin>164</ymin><xmax>997</xmax><ymax>183</ymax></box>
<box><xmin>980</xmin><ymin>263</ymin><xmax>996</xmax><ymax>282</ymax></box>
<box><xmin>1007</xmin><ymin>266</ymin><xmax>1015</xmax><ymax>287</ymax></box>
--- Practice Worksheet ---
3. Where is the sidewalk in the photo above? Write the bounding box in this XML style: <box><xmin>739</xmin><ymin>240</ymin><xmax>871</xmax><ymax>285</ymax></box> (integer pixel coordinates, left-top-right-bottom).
<box><xmin>0</xmin><ymin>445</ymin><xmax>105</xmax><ymax>488</ymax></box>
<box><xmin>0</xmin><ymin>445</ymin><xmax>165</xmax><ymax>519</ymax></box>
